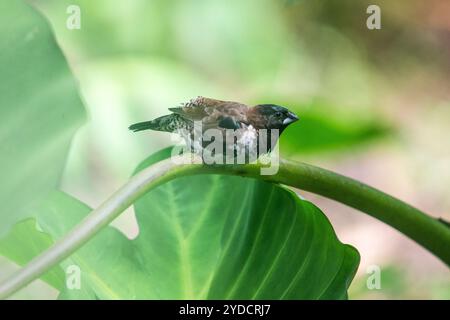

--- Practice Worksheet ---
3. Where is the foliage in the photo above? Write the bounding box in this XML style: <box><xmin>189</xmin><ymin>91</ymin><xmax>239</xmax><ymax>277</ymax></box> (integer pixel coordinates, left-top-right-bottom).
<box><xmin>0</xmin><ymin>148</ymin><xmax>359</xmax><ymax>299</ymax></box>
<box><xmin>0</xmin><ymin>0</ymin><xmax>85</xmax><ymax>237</ymax></box>
<box><xmin>0</xmin><ymin>0</ymin><xmax>447</xmax><ymax>301</ymax></box>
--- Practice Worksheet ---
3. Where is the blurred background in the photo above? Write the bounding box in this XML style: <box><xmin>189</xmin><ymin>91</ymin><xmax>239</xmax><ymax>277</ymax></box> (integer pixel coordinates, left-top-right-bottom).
<box><xmin>3</xmin><ymin>0</ymin><xmax>449</xmax><ymax>299</ymax></box>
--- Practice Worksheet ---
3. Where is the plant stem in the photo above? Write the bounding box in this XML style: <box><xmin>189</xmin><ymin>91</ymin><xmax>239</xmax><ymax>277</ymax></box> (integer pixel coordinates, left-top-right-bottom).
<box><xmin>0</xmin><ymin>155</ymin><xmax>449</xmax><ymax>299</ymax></box>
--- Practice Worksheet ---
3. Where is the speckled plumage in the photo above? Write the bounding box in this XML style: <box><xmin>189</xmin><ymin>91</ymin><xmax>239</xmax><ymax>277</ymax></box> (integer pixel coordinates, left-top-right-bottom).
<box><xmin>129</xmin><ymin>96</ymin><xmax>299</xmax><ymax>161</ymax></box>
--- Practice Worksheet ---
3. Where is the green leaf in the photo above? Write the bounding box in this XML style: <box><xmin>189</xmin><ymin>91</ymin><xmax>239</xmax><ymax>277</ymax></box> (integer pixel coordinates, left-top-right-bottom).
<box><xmin>0</xmin><ymin>148</ymin><xmax>359</xmax><ymax>299</ymax></box>
<box><xmin>0</xmin><ymin>219</ymin><xmax>65</xmax><ymax>290</ymax></box>
<box><xmin>0</xmin><ymin>0</ymin><xmax>86</xmax><ymax>237</ymax></box>
<box><xmin>0</xmin><ymin>191</ymin><xmax>131</xmax><ymax>299</ymax></box>
<box><xmin>280</xmin><ymin>111</ymin><xmax>389</xmax><ymax>155</ymax></box>
<box><xmin>129</xmin><ymin>150</ymin><xmax>360</xmax><ymax>299</ymax></box>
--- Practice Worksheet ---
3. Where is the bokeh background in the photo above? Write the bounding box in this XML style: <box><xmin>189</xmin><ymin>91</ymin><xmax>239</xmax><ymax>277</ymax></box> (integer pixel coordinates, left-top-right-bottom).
<box><xmin>2</xmin><ymin>0</ymin><xmax>449</xmax><ymax>299</ymax></box>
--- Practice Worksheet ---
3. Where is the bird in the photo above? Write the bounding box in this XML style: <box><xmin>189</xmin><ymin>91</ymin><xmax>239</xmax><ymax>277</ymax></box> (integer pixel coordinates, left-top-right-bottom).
<box><xmin>129</xmin><ymin>96</ymin><xmax>299</xmax><ymax>163</ymax></box>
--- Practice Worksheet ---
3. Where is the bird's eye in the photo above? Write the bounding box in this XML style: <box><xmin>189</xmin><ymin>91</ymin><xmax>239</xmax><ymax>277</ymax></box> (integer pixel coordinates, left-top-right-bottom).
<box><xmin>275</xmin><ymin>111</ymin><xmax>283</xmax><ymax>118</ymax></box>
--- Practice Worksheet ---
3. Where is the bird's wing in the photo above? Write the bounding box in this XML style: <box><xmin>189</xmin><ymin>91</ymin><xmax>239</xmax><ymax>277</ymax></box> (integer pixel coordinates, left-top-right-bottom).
<box><xmin>168</xmin><ymin>97</ymin><xmax>211</xmax><ymax>120</ymax></box>
<box><xmin>169</xmin><ymin>96</ymin><xmax>249</xmax><ymax>129</ymax></box>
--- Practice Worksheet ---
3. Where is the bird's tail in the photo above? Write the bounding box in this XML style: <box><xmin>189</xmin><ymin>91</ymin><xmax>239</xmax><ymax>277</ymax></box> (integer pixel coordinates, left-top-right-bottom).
<box><xmin>128</xmin><ymin>120</ymin><xmax>158</xmax><ymax>132</ymax></box>
<box><xmin>129</xmin><ymin>114</ymin><xmax>186</xmax><ymax>133</ymax></box>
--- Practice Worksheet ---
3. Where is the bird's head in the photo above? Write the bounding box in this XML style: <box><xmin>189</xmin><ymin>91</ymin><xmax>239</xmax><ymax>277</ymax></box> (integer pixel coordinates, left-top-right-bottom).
<box><xmin>252</xmin><ymin>104</ymin><xmax>299</xmax><ymax>131</ymax></box>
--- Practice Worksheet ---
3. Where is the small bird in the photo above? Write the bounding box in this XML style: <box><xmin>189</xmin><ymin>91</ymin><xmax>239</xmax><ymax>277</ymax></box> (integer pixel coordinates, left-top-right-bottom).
<box><xmin>129</xmin><ymin>96</ymin><xmax>298</xmax><ymax>162</ymax></box>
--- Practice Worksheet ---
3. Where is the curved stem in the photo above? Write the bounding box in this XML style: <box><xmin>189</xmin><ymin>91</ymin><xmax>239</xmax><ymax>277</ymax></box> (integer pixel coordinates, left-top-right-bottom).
<box><xmin>0</xmin><ymin>155</ymin><xmax>449</xmax><ymax>299</ymax></box>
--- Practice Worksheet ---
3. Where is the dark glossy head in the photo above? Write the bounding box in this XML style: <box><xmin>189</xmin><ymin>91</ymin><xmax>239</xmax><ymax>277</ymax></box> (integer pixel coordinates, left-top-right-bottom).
<box><xmin>254</xmin><ymin>104</ymin><xmax>299</xmax><ymax>130</ymax></box>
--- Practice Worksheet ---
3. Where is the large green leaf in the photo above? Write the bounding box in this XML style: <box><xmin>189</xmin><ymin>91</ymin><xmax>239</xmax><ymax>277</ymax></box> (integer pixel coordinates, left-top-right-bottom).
<box><xmin>0</xmin><ymin>0</ymin><xmax>86</xmax><ymax>237</ymax></box>
<box><xmin>128</xmin><ymin>149</ymin><xmax>360</xmax><ymax>299</ymax></box>
<box><xmin>0</xmin><ymin>191</ymin><xmax>132</xmax><ymax>299</ymax></box>
<box><xmin>0</xmin><ymin>218</ymin><xmax>65</xmax><ymax>290</ymax></box>
<box><xmin>0</xmin><ymin>148</ymin><xmax>359</xmax><ymax>299</ymax></box>
<box><xmin>280</xmin><ymin>110</ymin><xmax>389</xmax><ymax>155</ymax></box>
<box><xmin>280</xmin><ymin>113</ymin><xmax>388</xmax><ymax>155</ymax></box>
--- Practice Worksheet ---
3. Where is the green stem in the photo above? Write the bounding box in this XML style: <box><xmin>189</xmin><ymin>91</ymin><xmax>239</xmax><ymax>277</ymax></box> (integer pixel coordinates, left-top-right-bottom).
<box><xmin>0</xmin><ymin>155</ymin><xmax>448</xmax><ymax>299</ymax></box>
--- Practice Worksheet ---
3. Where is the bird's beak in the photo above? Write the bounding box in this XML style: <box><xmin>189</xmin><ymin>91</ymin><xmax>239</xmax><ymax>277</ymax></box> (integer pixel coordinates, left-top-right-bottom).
<box><xmin>283</xmin><ymin>112</ymin><xmax>299</xmax><ymax>125</ymax></box>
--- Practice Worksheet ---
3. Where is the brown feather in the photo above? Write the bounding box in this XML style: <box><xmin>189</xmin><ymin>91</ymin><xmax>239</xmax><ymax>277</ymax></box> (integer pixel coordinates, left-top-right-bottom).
<box><xmin>245</xmin><ymin>107</ymin><xmax>268</xmax><ymax>129</ymax></box>
<box><xmin>169</xmin><ymin>96</ymin><xmax>249</xmax><ymax>129</ymax></box>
